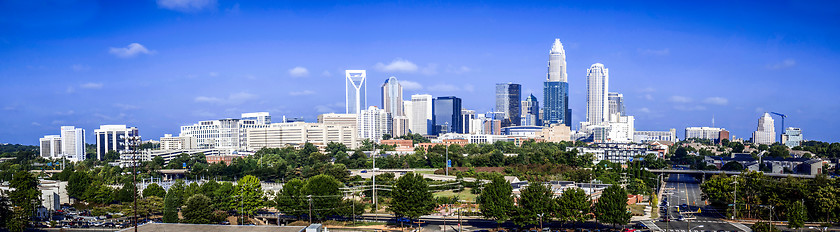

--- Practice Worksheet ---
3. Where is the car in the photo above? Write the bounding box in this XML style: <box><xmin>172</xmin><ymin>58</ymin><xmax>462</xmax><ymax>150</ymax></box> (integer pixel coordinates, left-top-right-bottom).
<box><xmin>660</xmin><ymin>218</ymin><xmax>670</xmax><ymax>222</ymax></box>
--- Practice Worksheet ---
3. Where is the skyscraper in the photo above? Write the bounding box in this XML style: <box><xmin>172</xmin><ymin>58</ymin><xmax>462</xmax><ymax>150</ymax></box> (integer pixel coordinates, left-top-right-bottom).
<box><xmin>608</xmin><ymin>92</ymin><xmax>625</xmax><ymax>117</ymax></box>
<box><xmin>432</xmin><ymin>96</ymin><xmax>463</xmax><ymax>135</ymax></box>
<box><xmin>39</xmin><ymin>135</ymin><xmax>61</xmax><ymax>158</ymax></box>
<box><xmin>61</xmin><ymin>126</ymin><xmax>86</xmax><ymax>161</ymax></box>
<box><xmin>358</xmin><ymin>106</ymin><xmax>392</xmax><ymax>143</ymax></box>
<box><xmin>345</xmin><ymin>70</ymin><xmax>367</xmax><ymax>115</ymax></box>
<box><xmin>543</xmin><ymin>39</ymin><xmax>571</xmax><ymax>127</ymax></box>
<box><xmin>586</xmin><ymin>63</ymin><xmax>609</xmax><ymax>125</ymax></box>
<box><xmin>521</xmin><ymin>94</ymin><xmax>540</xmax><ymax>126</ymax></box>
<box><xmin>495</xmin><ymin>83</ymin><xmax>521</xmax><ymax>127</ymax></box>
<box><xmin>408</xmin><ymin>94</ymin><xmax>433</xmax><ymax>135</ymax></box>
<box><xmin>753</xmin><ymin>112</ymin><xmax>776</xmax><ymax>145</ymax></box>
<box><xmin>94</xmin><ymin>125</ymin><xmax>137</xmax><ymax>160</ymax></box>
<box><xmin>381</xmin><ymin>76</ymin><xmax>404</xmax><ymax>117</ymax></box>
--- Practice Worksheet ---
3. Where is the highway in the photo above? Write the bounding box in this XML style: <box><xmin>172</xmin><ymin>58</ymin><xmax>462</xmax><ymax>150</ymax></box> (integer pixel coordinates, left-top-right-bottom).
<box><xmin>651</xmin><ymin>173</ymin><xmax>752</xmax><ymax>232</ymax></box>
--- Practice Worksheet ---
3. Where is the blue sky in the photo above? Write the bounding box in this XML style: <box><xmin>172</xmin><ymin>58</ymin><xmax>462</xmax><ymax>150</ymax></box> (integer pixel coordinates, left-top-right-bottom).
<box><xmin>2</xmin><ymin>0</ymin><xmax>839</xmax><ymax>145</ymax></box>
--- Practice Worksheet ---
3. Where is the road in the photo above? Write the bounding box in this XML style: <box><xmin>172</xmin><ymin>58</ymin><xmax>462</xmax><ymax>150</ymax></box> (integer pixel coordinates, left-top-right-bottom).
<box><xmin>650</xmin><ymin>173</ymin><xmax>751</xmax><ymax>232</ymax></box>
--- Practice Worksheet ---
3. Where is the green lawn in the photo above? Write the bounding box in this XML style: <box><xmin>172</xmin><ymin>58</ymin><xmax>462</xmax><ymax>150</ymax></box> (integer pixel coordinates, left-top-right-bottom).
<box><xmin>433</xmin><ymin>188</ymin><xmax>477</xmax><ymax>202</ymax></box>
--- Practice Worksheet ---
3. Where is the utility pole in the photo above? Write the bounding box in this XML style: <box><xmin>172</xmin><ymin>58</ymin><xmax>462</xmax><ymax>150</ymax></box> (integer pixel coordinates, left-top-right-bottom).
<box><xmin>132</xmin><ymin>135</ymin><xmax>139</xmax><ymax>232</ymax></box>
<box><xmin>308</xmin><ymin>195</ymin><xmax>313</xmax><ymax>224</ymax></box>
<box><xmin>445</xmin><ymin>143</ymin><xmax>449</xmax><ymax>176</ymax></box>
<box><xmin>732</xmin><ymin>178</ymin><xmax>737</xmax><ymax>220</ymax></box>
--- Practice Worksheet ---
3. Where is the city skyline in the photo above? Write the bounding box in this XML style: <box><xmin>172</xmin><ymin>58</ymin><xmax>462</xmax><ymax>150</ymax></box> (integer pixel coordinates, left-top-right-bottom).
<box><xmin>2</xmin><ymin>1</ymin><xmax>840</xmax><ymax>144</ymax></box>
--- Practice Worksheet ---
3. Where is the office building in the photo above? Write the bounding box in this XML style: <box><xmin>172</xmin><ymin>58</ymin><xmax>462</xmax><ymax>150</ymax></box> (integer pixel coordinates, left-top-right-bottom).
<box><xmin>432</xmin><ymin>96</ymin><xmax>463</xmax><ymax>134</ymax></box>
<box><xmin>495</xmin><ymin>83</ymin><xmax>521</xmax><ymax>127</ymax></box>
<box><xmin>782</xmin><ymin>127</ymin><xmax>803</xmax><ymax>148</ymax></box>
<box><xmin>246</xmin><ymin>122</ymin><xmax>357</xmax><ymax>150</ymax></box>
<box><xmin>461</xmin><ymin>109</ymin><xmax>476</xmax><ymax>134</ymax></box>
<box><xmin>392</xmin><ymin>116</ymin><xmax>410</xmax><ymax>137</ymax></box>
<box><xmin>408</xmin><ymin>94</ymin><xmax>433</xmax><ymax>135</ymax></box>
<box><xmin>753</xmin><ymin>112</ymin><xmax>776</xmax><ymax>145</ymax></box>
<box><xmin>61</xmin><ymin>126</ymin><xmax>86</xmax><ymax>161</ymax></box>
<box><xmin>160</xmin><ymin>134</ymin><xmax>197</xmax><ymax>150</ymax></box>
<box><xmin>606</xmin><ymin>114</ymin><xmax>634</xmax><ymax>143</ymax></box>
<box><xmin>317</xmin><ymin>113</ymin><xmax>357</xmax><ymax>127</ymax></box>
<box><xmin>241</xmin><ymin>112</ymin><xmax>271</xmax><ymax>125</ymax></box>
<box><xmin>358</xmin><ymin>106</ymin><xmax>392</xmax><ymax>142</ymax></box>
<box><xmin>543</xmin><ymin>39</ymin><xmax>571</xmax><ymax>127</ymax></box>
<box><xmin>345</xmin><ymin>70</ymin><xmax>367</xmax><ymax>115</ymax></box>
<box><xmin>94</xmin><ymin>125</ymin><xmax>138</xmax><ymax>160</ymax></box>
<box><xmin>537</xmin><ymin>124</ymin><xmax>571</xmax><ymax>143</ymax></box>
<box><xmin>586</xmin><ymin>63</ymin><xmax>609</xmax><ymax>125</ymax></box>
<box><xmin>634</xmin><ymin>129</ymin><xmax>678</xmax><ymax>143</ymax></box>
<box><xmin>685</xmin><ymin>127</ymin><xmax>724</xmax><ymax>141</ymax></box>
<box><xmin>39</xmin><ymin>135</ymin><xmax>61</xmax><ymax>158</ymax></box>
<box><xmin>608</xmin><ymin>92</ymin><xmax>625</xmax><ymax>117</ymax></box>
<box><xmin>381</xmin><ymin>76</ymin><xmax>404</xmax><ymax>117</ymax></box>
<box><xmin>521</xmin><ymin>94</ymin><xmax>540</xmax><ymax>126</ymax></box>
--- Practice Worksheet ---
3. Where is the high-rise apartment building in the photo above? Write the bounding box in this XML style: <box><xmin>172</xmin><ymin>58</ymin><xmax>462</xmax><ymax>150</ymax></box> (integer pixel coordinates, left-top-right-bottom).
<box><xmin>160</xmin><ymin>134</ymin><xmax>197</xmax><ymax>150</ymax></box>
<box><xmin>432</xmin><ymin>96</ymin><xmax>463</xmax><ymax>134</ymax></box>
<box><xmin>685</xmin><ymin>127</ymin><xmax>723</xmax><ymax>141</ymax></box>
<box><xmin>408</xmin><ymin>94</ymin><xmax>433</xmax><ymax>135</ymax></box>
<box><xmin>495</xmin><ymin>83</ymin><xmax>521</xmax><ymax>127</ymax></box>
<box><xmin>521</xmin><ymin>94</ymin><xmax>540</xmax><ymax>126</ymax></box>
<box><xmin>633</xmin><ymin>129</ymin><xmax>678</xmax><ymax>143</ymax></box>
<box><xmin>586</xmin><ymin>63</ymin><xmax>609</xmax><ymax>125</ymax></box>
<box><xmin>753</xmin><ymin>112</ymin><xmax>776</xmax><ymax>145</ymax></box>
<box><xmin>180</xmin><ymin>113</ymin><xmax>271</xmax><ymax>151</ymax></box>
<box><xmin>61</xmin><ymin>126</ymin><xmax>86</xmax><ymax>161</ymax></box>
<box><xmin>317</xmin><ymin>113</ymin><xmax>357</xmax><ymax>127</ymax></box>
<box><xmin>608</xmin><ymin>92</ymin><xmax>625</xmax><ymax>117</ymax></box>
<box><xmin>358</xmin><ymin>106</ymin><xmax>392</xmax><ymax>142</ymax></box>
<box><xmin>461</xmin><ymin>109</ymin><xmax>476</xmax><ymax>134</ymax></box>
<box><xmin>241</xmin><ymin>112</ymin><xmax>271</xmax><ymax>125</ymax></box>
<box><xmin>246</xmin><ymin>122</ymin><xmax>357</xmax><ymax>150</ymax></box>
<box><xmin>345</xmin><ymin>70</ymin><xmax>367</xmax><ymax>115</ymax></box>
<box><xmin>782</xmin><ymin>127</ymin><xmax>803</xmax><ymax>148</ymax></box>
<box><xmin>39</xmin><ymin>135</ymin><xmax>61</xmax><ymax>158</ymax></box>
<box><xmin>543</xmin><ymin>39</ymin><xmax>571</xmax><ymax>127</ymax></box>
<box><xmin>381</xmin><ymin>76</ymin><xmax>404</xmax><ymax>117</ymax></box>
<box><xmin>94</xmin><ymin>125</ymin><xmax>138</xmax><ymax>160</ymax></box>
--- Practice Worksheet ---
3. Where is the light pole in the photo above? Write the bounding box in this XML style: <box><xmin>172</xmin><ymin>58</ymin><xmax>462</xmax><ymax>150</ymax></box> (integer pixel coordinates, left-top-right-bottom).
<box><xmin>731</xmin><ymin>178</ymin><xmax>737</xmax><ymax>220</ymax></box>
<box><xmin>537</xmin><ymin>213</ymin><xmax>544</xmax><ymax>231</ymax></box>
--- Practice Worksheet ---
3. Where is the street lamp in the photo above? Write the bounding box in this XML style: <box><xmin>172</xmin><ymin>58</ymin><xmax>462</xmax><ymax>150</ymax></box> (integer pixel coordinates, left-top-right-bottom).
<box><xmin>537</xmin><ymin>213</ymin><xmax>544</xmax><ymax>231</ymax></box>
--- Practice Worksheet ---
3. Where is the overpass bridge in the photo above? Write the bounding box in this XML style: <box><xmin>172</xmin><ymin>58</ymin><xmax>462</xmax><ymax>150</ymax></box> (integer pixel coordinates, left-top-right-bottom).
<box><xmin>648</xmin><ymin>169</ymin><xmax>816</xmax><ymax>180</ymax></box>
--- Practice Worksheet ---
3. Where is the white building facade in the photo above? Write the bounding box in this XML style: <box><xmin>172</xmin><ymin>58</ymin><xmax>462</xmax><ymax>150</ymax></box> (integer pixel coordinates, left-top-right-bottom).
<box><xmin>245</xmin><ymin>122</ymin><xmax>357</xmax><ymax>150</ymax></box>
<box><xmin>634</xmin><ymin>129</ymin><xmax>678</xmax><ymax>143</ymax></box>
<box><xmin>39</xmin><ymin>135</ymin><xmax>62</xmax><ymax>158</ymax></box>
<box><xmin>61</xmin><ymin>126</ymin><xmax>86</xmax><ymax>161</ymax></box>
<box><xmin>94</xmin><ymin>125</ymin><xmax>137</xmax><ymax>160</ymax></box>
<box><xmin>408</xmin><ymin>94</ymin><xmax>433</xmax><ymax>135</ymax></box>
<box><xmin>358</xmin><ymin>106</ymin><xmax>392</xmax><ymax>143</ymax></box>
<box><xmin>159</xmin><ymin>134</ymin><xmax>197</xmax><ymax>150</ymax></box>
<box><xmin>753</xmin><ymin>112</ymin><xmax>776</xmax><ymax>145</ymax></box>
<box><xmin>585</xmin><ymin>63</ymin><xmax>609</xmax><ymax>125</ymax></box>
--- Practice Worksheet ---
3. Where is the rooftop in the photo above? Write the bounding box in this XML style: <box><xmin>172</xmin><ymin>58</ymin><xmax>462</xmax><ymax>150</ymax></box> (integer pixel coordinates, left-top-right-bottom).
<box><xmin>118</xmin><ymin>223</ymin><xmax>306</xmax><ymax>232</ymax></box>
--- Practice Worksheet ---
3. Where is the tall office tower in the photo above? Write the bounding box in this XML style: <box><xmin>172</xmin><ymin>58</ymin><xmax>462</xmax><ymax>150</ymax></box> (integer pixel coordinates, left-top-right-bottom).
<box><xmin>495</xmin><ymin>83</ymin><xmax>521</xmax><ymax>127</ymax></box>
<box><xmin>432</xmin><ymin>96</ymin><xmax>463</xmax><ymax>134</ymax></box>
<box><xmin>39</xmin><ymin>135</ymin><xmax>61</xmax><ymax>158</ymax></box>
<box><xmin>753</xmin><ymin>112</ymin><xmax>776</xmax><ymax>145</ymax></box>
<box><xmin>608</xmin><ymin>92</ymin><xmax>625</xmax><ymax>117</ymax></box>
<box><xmin>392</xmin><ymin>116</ymin><xmax>410</xmax><ymax>137</ymax></box>
<box><xmin>543</xmin><ymin>39</ymin><xmax>571</xmax><ymax>126</ymax></box>
<box><xmin>241</xmin><ymin>112</ymin><xmax>271</xmax><ymax>125</ymax></box>
<box><xmin>358</xmin><ymin>106</ymin><xmax>392</xmax><ymax>143</ymax></box>
<box><xmin>461</xmin><ymin>109</ymin><xmax>476</xmax><ymax>134</ymax></box>
<box><xmin>345</xmin><ymin>70</ymin><xmax>367</xmax><ymax>115</ymax></box>
<box><xmin>586</xmin><ymin>63</ymin><xmax>609</xmax><ymax>125</ymax></box>
<box><xmin>94</xmin><ymin>125</ymin><xmax>138</xmax><ymax>160</ymax></box>
<box><xmin>381</xmin><ymin>76</ymin><xmax>404</xmax><ymax>117</ymax></box>
<box><xmin>409</xmin><ymin>94</ymin><xmax>433</xmax><ymax>135</ymax></box>
<box><xmin>521</xmin><ymin>94</ymin><xmax>540</xmax><ymax>126</ymax></box>
<box><xmin>782</xmin><ymin>127</ymin><xmax>803</xmax><ymax>148</ymax></box>
<box><xmin>61</xmin><ymin>126</ymin><xmax>86</xmax><ymax>161</ymax></box>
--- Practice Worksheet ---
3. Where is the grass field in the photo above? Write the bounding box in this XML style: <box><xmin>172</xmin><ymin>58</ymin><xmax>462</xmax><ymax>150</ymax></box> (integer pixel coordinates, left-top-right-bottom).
<box><xmin>433</xmin><ymin>188</ymin><xmax>477</xmax><ymax>202</ymax></box>
<box><xmin>628</xmin><ymin>204</ymin><xmax>646</xmax><ymax>216</ymax></box>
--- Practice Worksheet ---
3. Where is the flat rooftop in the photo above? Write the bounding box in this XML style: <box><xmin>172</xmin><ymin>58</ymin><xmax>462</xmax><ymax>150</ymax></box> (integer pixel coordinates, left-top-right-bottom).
<box><xmin>118</xmin><ymin>223</ymin><xmax>306</xmax><ymax>232</ymax></box>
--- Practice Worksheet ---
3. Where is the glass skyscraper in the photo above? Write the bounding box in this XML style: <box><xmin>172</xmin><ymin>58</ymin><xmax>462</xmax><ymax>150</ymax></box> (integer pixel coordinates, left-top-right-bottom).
<box><xmin>543</xmin><ymin>39</ymin><xmax>571</xmax><ymax>127</ymax></box>
<box><xmin>345</xmin><ymin>70</ymin><xmax>367</xmax><ymax>115</ymax></box>
<box><xmin>495</xmin><ymin>83</ymin><xmax>521</xmax><ymax>127</ymax></box>
<box><xmin>432</xmin><ymin>96</ymin><xmax>462</xmax><ymax>135</ymax></box>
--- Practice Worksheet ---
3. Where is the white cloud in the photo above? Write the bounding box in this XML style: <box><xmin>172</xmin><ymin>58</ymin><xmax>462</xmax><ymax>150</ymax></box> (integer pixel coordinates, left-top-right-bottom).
<box><xmin>644</xmin><ymin>94</ymin><xmax>654</xmax><ymax>101</ymax></box>
<box><xmin>315</xmin><ymin>105</ymin><xmax>336</xmax><ymax>113</ymax></box>
<box><xmin>755</xmin><ymin>107</ymin><xmax>765</xmax><ymax>113</ymax></box>
<box><xmin>195</xmin><ymin>92</ymin><xmax>258</xmax><ymax>105</ymax></box>
<box><xmin>193</xmin><ymin>110</ymin><xmax>217</xmax><ymax>118</ymax></box>
<box><xmin>289</xmin><ymin>66</ymin><xmax>309</xmax><ymax>77</ymax></box>
<box><xmin>421</xmin><ymin>63</ymin><xmax>438</xmax><ymax>75</ymax></box>
<box><xmin>156</xmin><ymin>0</ymin><xmax>217</xmax><ymax>12</ymax></box>
<box><xmin>375</xmin><ymin>58</ymin><xmax>418</xmax><ymax>72</ymax></box>
<box><xmin>55</xmin><ymin>110</ymin><xmax>75</xmax><ymax>116</ymax></box>
<box><xmin>668</xmin><ymin>96</ymin><xmax>692</xmax><ymax>103</ymax></box>
<box><xmin>114</xmin><ymin>103</ymin><xmax>140</xmax><ymax>110</ymax></box>
<box><xmin>31</xmin><ymin>122</ymin><xmax>41</xmax><ymax>126</ymax></box>
<box><xmin>321</xmin><ymin>70</ymin><xmax>332</xmax><ymax>77</ymax></box>
<box><xmin>639</xmin><ymin>87</ymin><xmax>656</xmax><ymax>93</ymax></box>
<box><xmin>289</xmin><ymin>90</ymin><xmax>315</xmax><ymax>96</ymax></box>
<box><xmin>463</xmin><ymin>84</ymin><xmax>475</xmax><ymax>92</ymax></box>
<box><xmin>446</xmin><ymin>65</ymin><xmax>471</xmax><ymax>74</ymax></box>
<box><xmin>400</xmin><ymin>80</ymin><xmax>423</xmax><ymax>90</ymax></box>
<box><xmin>71</xmin><ymin>64</ymin><xmax>90</xmax><ymax>72</ymax></box>
<box><xmin>674</xmin><ymin>105</ymin><xmax>706</xmax><ymax>111</ymax></box>
<box><xmin>109</xmin><ymin>43</ymin><xmax>154</xmax><ymax>58</ymax></box>
<box><xmin>208</xmin><ymin>72</ymin><xmax>218</xmax><ymax>77</ymax></box>
<box><xmin>767</xmin><ymin>58</ymin><xmax>796</xmax><ymax>70</ymax></box>
<box><xmin>703</xmin><ymin>97</ymin><xmax>729</xmax><ymax>105</ymax></box>
<box><xmin>51</xmin><ymin>120</ymin><xmax>65</xmax><ymax>125</ymax></box>
<box><xmin>426</xmin><ymin>84</ymin><xmax>460</xmax><ymax>92</ymax></box>
<box><xmin>80</xmin><ymin>82</ymin><xmax>103</xmax><ymax>89</ymax></box>
<box><xmin>639</xmin><ymin>48</ymin><xmax>670</xmax><ymax>56</ymax></box>
<box><xmin>638</xmin><ymin>107</ymin><xmax>651</xmax><ymax>114</ymax></box>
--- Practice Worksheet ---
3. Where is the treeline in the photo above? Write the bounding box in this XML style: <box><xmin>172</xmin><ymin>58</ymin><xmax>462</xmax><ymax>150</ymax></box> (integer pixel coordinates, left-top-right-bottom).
<box><xmin>701</xmin><ymin>171</ymin><xmax>840</xmax><ymax>229</ymax></box>
<box><xmin>794</xmin><ymin>141</ymin><xmax>840</xmax><ymax>158</ymax></box>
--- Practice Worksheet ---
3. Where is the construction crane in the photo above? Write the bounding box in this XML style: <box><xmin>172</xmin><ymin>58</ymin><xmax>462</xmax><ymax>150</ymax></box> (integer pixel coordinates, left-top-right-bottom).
<box><xmin>770</xmin><ymin>112</ymin><xmax>786</xmax><ymax>142</ymax></box>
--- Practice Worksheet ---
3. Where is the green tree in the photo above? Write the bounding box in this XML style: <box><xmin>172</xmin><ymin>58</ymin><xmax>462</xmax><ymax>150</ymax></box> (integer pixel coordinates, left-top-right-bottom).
<box><xmin>9</xmin><ymin>171</ymin><xmax>39</xmax><ymax>228</ymax></box>
<box><xmin>182</xmin><ymin>194</ymin><xmax>213</xmax><ymax>224</ymax></box>
<box><xmin>162</xmin><ymin>182</ymin><xmax>184</xmax><ymax>223</ymax></box>
<box><xmin>751</xmin><ymin>221</ymin><xmax>780</xmax><ymax>232</ymax></box>
<box><xmin>389</xmin><ymin>173</ymin><xmax>436</xmax><ymax>226</ymax></box>
<box><xmin>476</xmin><ymin>175</ymin><xmax>514</xmax><ymax>225</ymax></box>
<box><xmin>116</xmin><ymin>181</ymin><xmax>136</xmax><ymax>203</ymax></box>
<box><xmin>625</xmin><ymin>178</ymin><xmax>650</xmax><ymax>195</ymax></box>
<box><xmin>594</xmin><ymin>185</ymin><xmax>631</xmax><ymax>227</ymax></box>
<box><xmin>276</xmin><ymin>178</ymin><xmax>307</xmax><ymax>219</ymax></box>
<box><xmin>143</xmin><ymin>183</ymin><xmax>166</xmax><ymax>199</ymax></box>
<box><xmin>555</xmin><ymin>188</ymin><xmax>590</xmax><ymax>224</ymax></box>
<box><xmin>302</xmin><ymin>174</ymin><xmax>342</xmax><ymax>220</ymax></box>
<box><xmin>235</xmin><ymin>175</ymin><xmax>264</xmax><ymax>217</ymax></box>
<box><xmin>787</xmin><ymin>200</ymin><xmax>806</xmax><ymax>230</ymax></box>
<box><xmin>721</xmin><ymin>161</ymin><xmax>744</xmax><ymax>171</ymax></box>
<box><xmin>0</xmin><ymin>195</ymin><xmax>11</xmax><ymax>229</ymax></box>
<box><xmin>212</xmin><ymin>182</ymin><xmax>236</xmax><ymax>211</ymax></box>
<box><xmin>67</xmin><ymin>171</ymin><xmax>90</xmax><ymax>199</ymax></box>
<box><xmin>514</xmin><ymin>182</ymin><xmax>553</xmax><ymax>227</ymax></box>
<box><xmin>104</xmin><ymin>150</ymin><xmax>121</xmax><ymax>162</ymax></box>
